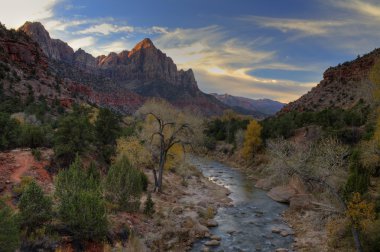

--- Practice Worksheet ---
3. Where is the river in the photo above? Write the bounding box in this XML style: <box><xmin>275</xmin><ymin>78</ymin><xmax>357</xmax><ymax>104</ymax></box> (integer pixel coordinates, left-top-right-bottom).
<box><xmin>190</xmin><ymin>156</ymin><xmax>294</xmax><ymax>252</ymax></box>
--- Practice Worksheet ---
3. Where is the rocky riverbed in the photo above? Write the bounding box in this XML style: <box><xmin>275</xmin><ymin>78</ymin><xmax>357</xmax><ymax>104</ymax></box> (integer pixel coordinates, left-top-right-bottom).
<box><xmin>190</xmin><ymin>156</ymin><xmax>294</xmax><ymax>252</ymax></box>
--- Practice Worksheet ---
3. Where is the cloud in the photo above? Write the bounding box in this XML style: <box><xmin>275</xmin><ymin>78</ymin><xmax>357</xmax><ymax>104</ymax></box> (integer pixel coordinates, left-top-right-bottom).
<box><xmin>241</xmin><ymin>15</ymin><xmax>349</xmax><ymax>37</ymax></box>
<box><xmin>77</xmin><ymin>23</ymin><xmax>135</xmax><ymax>35</ymax></box>
<box><xmin>0</xmin><ymin>0</ymin><xmax>60</xmax><ymax>28</ymax></box>
<box><xmin>67</xmin><ymin>36</ymin><xmax>96</xmax><ymax>50</ymax></box>
<box><xmin>155</xmin><ymin>26</ymin><xmax>316</xmax><ymax>102</ymax></box>
<box><xmin>75</xmin><ymin>23</ymin><xmax>169</xmax><ymax>36</ymax></box>
<box><xmin>86</xmin><ymin>40</ymin><xmax>135</xmax><ymax>56</ymax></box>
<box><xmin>195</xmin><ymin>69</ymin><xmax>314</xmax><ymax>103</ymax></box>
<box><xmin>334</xmin><ymin>0</ymin><xmax>380</xmax><ymax>19</ymax></box>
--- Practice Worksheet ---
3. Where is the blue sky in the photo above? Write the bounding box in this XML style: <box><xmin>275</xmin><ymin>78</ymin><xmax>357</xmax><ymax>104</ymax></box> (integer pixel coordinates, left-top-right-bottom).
<box><xmin>1</xmin><ymin>0</ymin><xmax>380</xmax><ymax>102</ymax></box>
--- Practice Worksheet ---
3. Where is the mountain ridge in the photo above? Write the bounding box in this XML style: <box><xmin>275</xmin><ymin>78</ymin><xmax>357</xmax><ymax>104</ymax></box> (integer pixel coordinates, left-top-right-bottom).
<box><xmin>17</xmin><ymin>21</ymin><xmax>227</xmax><ymax>115</ymax></box>
<box><xmin>210</xmin><ymin>93</ymin><xmax>285</xmax><ymax>117</ymax></box>
<box><xmin>280</xmin><ymin>49</ymin><xmax>380</xmax><ymax>114</ymax></box>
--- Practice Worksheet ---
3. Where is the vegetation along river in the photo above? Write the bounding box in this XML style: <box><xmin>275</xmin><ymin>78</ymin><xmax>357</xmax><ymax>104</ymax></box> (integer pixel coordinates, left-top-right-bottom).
<box><xmin>190</xmin><ymin>156</ymin><xmax>294</xmax><ymax>252</ymax></box>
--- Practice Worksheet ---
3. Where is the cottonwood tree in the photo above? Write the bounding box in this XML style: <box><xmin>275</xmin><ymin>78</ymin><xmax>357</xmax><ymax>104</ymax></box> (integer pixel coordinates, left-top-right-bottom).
<box><xmin>137</xmin><ymin>99</ymin><xmax>203</xmax><ymax>192</ymax></box>
<box><xmin>241</xmin><ymin>120</ymin><xmax>262</xmax><ymax>160</ymax></box>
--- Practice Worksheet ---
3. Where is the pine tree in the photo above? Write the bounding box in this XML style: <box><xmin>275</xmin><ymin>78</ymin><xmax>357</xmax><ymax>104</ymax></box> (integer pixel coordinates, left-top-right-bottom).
<box><xmin>0</xmin><ymin>201</ymin><xmax>20</xmax><ymax>252</ymax></box>
<box><xmin>19</xmin><ymin>181</ymin><xmax>52</xmax><ymax>234</ymax></box>
<box><xmin>55</xmin><ymin>156</ymin><xmax>108</xmax><ymax>241</ymax></box>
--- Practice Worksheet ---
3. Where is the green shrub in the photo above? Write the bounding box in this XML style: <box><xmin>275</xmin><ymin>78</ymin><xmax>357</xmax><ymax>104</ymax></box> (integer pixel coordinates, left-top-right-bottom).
<box><xmin>19</xmin><ymin>181</ymin><xmax>52</xmax><ymax>234</ymax></box>
<box><xmin>54</xmin><ymin>108</ymin><xmax>95</xmax><ymax>166</ymax></box>
<box><xmin>105</xmin><ymin>156</ymin><xmax>144</xmax><ymax>211</ymax></box>
<box><xmin>55</xmin><ymin>156</ymin><xmax>107</xmax><ymax>241</ymax></box>
<box><xmin>31</xmin><ymin>148</ymin><xmax>42</xmax><ymax>161</ymax></box>
<box><xmin>344</xmin><ymin>150</ymin><xmax>370</xmax><ymax>199</ymax></box>
<box><xmin>144</xmin><ymin>193</ymin><xmax>155</xmax><ymax>217</ymax></box>
<box><xmin>0</xmin><ymin>112</ymin><xmax>21</xmax><ymax>150</ymax></box>
<box><xmin>0</xmin><ymin>200</ymin><xmax>20</xmax><ymax>252</ymax></box>
<box><xmin>20</xmin><ymin>124</ymin><xmax>45</xmax><ymax>148</ymax></box>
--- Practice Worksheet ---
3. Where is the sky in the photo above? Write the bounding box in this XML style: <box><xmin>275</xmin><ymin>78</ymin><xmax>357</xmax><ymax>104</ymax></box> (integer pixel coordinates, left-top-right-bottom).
<box><xmin>1</xmin><ymin>0</ymin><xmax>380</xmax><ymax>103</ymax></box>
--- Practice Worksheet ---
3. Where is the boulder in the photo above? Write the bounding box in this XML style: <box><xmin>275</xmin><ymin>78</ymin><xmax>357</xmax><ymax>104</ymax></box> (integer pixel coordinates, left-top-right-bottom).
<box><xmin>205</xmin><ymin>239</ymin><xmax>220</xmax><ymax>246</ymax></box>
<box><xmin>206</xmin><ymin>219</ymin><xmax>218</xmax><ymax>227</ymax></box>
<box><xmin>255</xmin><ymin>178</ymin><xmax>272</xmax><ymax>190</ymax></box>
<box><xmin>267</xmin><ymin>186</ymin><xmax>297</xmax><ymax>203</ymax></box>
<box><xmin>210</xmin><ymin>235</ymin><xmax>221</xmax><ymax>241</ymax></box>
<box><xmin>276</xmin><ymin>249</ymin><xmax>288</xmax><ymax>252</ymax></box>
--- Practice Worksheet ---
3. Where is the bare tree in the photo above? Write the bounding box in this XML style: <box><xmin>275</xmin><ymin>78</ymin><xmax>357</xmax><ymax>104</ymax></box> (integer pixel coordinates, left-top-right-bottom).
<box><xmin>137</xmin><ymin>99</ymin><xmax>203</xmax><ymax>192</ymax></box>
<box><xmin>266</xmin><ymin>137</ymin><xmax>366</xmax><ymax>252</ymax></box>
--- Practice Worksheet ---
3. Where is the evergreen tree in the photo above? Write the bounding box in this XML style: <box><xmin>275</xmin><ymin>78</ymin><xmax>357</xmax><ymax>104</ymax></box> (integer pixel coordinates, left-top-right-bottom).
<box><xmin>105</xmin><ymin>156</ymin><xmax>144</xmax><ymax>211</ymax></box>
<box><xmin>55</xmin><ymin>156</ymin><xmax>107</xmax><ymax>241</ymax></box>
<box><xmin>95</xmin><ymin>108</ymin><xmax>121</xmax><ymax>163</ymax></box>
<box><xmin>54</xmin><ymin>108</ymin><xmax>94</xmax><ymax>166</ymax></box>
<box><xmin>0</xmin><ymin>201</ymin><xmax>20</xmax><ymax>252</ymax></box>
<box><xmin>19</xmin><ymin>181</ymin><xmax>52</xmax><ymax>234</ymax></box>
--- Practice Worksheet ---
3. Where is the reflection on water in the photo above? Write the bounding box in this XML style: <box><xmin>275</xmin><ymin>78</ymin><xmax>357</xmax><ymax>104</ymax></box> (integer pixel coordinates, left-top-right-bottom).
<box><xmin>190</xmin><ymin>156</ymin><xmax>294</xmax><ymax>252</ymax></box>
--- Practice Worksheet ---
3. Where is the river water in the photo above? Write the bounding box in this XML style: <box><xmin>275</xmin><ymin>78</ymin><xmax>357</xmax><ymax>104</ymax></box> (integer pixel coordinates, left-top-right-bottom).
<box><xmin>190</xmin><ymin>156</ymin><xmax>294</xmax><ymax>252</ymax></box>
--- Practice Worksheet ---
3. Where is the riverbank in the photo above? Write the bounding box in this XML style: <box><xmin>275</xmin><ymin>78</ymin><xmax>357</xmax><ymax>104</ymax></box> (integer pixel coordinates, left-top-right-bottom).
<box><xmin>204</xmin><ymin>148</ymin><xmax>328</xmax><ymax>252</ymax></box>
<box><xmin>126</xmin><ymin>162</ymin><xmax>232</xmax><ymax>251</ymax></box>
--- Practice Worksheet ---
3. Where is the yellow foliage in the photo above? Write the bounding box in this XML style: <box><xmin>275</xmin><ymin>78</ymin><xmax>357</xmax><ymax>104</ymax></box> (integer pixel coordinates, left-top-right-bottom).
<box><xmin>114</xmin><ymin>136</ymin><xmax>153</xmax><ymax>168</ymax></box>
<box><xmin>346</xmin><ymin>192</ymin><xmax>375</xmax><ymax>231</ymax></box>
<box><xmin>241</xmin><ymin>120</ymin><xmax>262</xmax><ymax>160</ymax></box>
<box><xmin>165</xmin><ymin>143</ymin><xmax>184</xmax><ymax>171</ymax></box>
<box><xmin>370</xmin><ymin>60</ymin><xmax>380</xmax><ymax>100</ymax></box>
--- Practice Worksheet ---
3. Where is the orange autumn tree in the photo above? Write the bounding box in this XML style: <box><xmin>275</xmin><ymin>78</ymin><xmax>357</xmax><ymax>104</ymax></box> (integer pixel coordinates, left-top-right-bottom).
<box><xmin>241</xmin><ymin>120</ymin><xmax>262</xmax><ymax>160</ymax></box>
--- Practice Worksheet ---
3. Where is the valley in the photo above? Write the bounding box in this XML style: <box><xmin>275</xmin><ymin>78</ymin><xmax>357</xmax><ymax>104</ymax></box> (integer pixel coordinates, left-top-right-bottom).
<box><xmin>1</xmin><ymin>2</ymin><xmax>380</xmax><ymax>251</ymax></box>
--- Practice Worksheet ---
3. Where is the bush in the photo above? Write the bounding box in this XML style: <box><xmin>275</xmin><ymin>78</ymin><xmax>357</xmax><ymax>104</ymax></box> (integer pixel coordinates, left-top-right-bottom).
<box><xmin>31</xmin><ymin>148</ymin><xmax>42</xmax><ymax>161</ymax></box>
<box><xmin>55</xmin><ymin>156</ymin><xmax>107</xmax><ymax>241</ymax></box>
<box><xmin>344</xmin><ymin>151</ymin><xmax>370</xmax><ymax>198</ymax></box>
<box><xmin>20</xmin><ymin>124</ymin><xmax>46</xmax><ymax>148</ymax></box>
<box><xmin>144</xmin><ymin>193</ymin><xmax>155</xmax><ymax>217</ymax></box>
<box><xmin>362</xmin><ymin>219</ymin><xmax>380</xmax><ymax>252</ymax></box>
<box><xmin>0</xmin><ymin>200</ymin><xmax>20</xmax><ymax>252</ymax></box>
<box><xmin>54</xmin><ymin>108</ymin><xmax>95</xmax><ymax>166</ymax></box>
<box><xmin>0</xmin><ymin>112</ymin><xmax>21</xmax><ymax>150</ymax></box>
<box><xmin>19</xmin><ymin>181</ymin><xmax>52</xmax><ymax>234</ymax></box>
<box><xmin>105</xmin><ymin>156</ymin><xmax>144</xmax><ymax>211</ymax></box>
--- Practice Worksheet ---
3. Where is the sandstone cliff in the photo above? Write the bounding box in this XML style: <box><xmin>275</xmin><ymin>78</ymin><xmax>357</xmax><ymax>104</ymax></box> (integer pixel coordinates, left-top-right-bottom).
<box><xmin>281</xmin><ymin>49</ymin><xmax>379</xmax><ymax>113</ymax></box>
<box><xmin>18</xmin><ymin>21</ymin><xmax>224</xmax><ymax>114</ymax></box>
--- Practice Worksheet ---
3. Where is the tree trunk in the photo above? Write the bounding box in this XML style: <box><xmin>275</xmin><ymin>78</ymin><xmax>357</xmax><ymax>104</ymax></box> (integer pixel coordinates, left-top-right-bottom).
<box><xmin>351</xmin><ymin>227</ymin><xmax>363</xmax><ymax>252</ymax></box>
<box><xmin>157</xmin><ymin>150</ymin><xmax>166</xmax><ymax>193</ymax></box>
<box><xmin>152</xmin><ymin>169</ymin><xmax>159</xmax><ymax>192</ymax></box>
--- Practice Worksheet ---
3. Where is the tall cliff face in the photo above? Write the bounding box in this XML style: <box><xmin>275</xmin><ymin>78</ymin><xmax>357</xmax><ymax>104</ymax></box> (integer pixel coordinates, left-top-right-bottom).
<box><xmin>19</xmin><ymin>22</ymin><xmax>74</xmax><ymax>63</ymax></box>
<box><xmin>281</xmin><ymin>49</ymin><xmax>380</xmax><ymax>113</ymax></box>
<box><xmin>97</xmin><ymin>38</ymin><xmax>198</xmax><ymax>90</ymax></box>
<box><xmin>17</xmin><ymin>21</ymin><xmax>224</xmax><ymax>114</ymax></box>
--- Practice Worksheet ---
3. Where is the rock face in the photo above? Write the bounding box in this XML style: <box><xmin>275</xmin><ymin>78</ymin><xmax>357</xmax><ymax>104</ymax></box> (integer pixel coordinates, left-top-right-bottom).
<box><xmin>281</xmin><ymin>49</ymin><xmax>380</xmax><ymax>113</ymax></box>
<box><xmin>18</xmin><ymin>21</ymin><xmax>225</xmax><ymax>114</ymax></box>
<box><xmin>211</xmin><ymin>93</ymin><xmax>285</xmax><ymax>117</ymax></box>
<box><xmin>19</xmin><ymin>21</ymin><xmax>74</xmax><ymax>63</ymax></box>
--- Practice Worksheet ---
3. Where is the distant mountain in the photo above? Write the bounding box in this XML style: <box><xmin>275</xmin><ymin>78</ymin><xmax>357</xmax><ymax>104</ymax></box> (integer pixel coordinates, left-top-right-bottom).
<box><xmin>281</xmin><ymin>49</ymin><xmax>380</xmax><ymax>113</ymax></box>
<box><xmin>17</xmin><ymin>21</ymin><xmax>227</xmax><ymax>115</ymax></box>
<box><xmin>210</xmin><ymin>93</ymin><xmax>285</xmax><ymax>117</ymax></box>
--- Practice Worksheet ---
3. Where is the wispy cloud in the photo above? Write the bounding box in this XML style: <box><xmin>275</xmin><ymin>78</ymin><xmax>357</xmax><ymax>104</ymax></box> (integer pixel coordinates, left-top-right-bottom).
<box><xmin>155</xmin><ymin>26</ymin><xmax>315</xmax><ymax>102</ymax></box>
<box><xmin>241</xmin><ymin>15</ymin><xmax>349</xmax><ymax>36</ymax></box>
<box><xmin>333</xmin><ymin>0</ymin><xmax>380</xmax><ymax>19</ymax></box>
<box><xmin>77</xmin><ymin>23</ymin><xmax>135</xmax><ymax>35</ymax></box>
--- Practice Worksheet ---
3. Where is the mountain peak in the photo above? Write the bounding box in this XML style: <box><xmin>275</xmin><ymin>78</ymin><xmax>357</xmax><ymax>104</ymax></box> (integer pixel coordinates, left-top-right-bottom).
<box><xmin>19</xmin><ymin>21</ymin><xmax>50</xmax><ymax>38</ymax></box>
<box><xmin>131</xmin><ymin>38</ymin><xmax>156</xmax><ymax>52</ymax></box>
